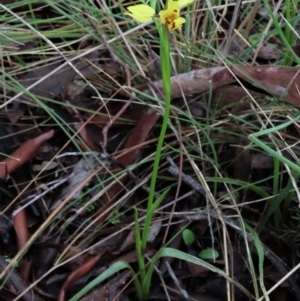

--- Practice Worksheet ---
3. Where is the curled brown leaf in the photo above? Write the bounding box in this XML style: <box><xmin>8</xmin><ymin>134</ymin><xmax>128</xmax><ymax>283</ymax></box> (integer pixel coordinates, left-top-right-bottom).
<box><xmin>0</xmin><ymin>129</ymin><xmax>54</xmax><ymax>179</ymax></box>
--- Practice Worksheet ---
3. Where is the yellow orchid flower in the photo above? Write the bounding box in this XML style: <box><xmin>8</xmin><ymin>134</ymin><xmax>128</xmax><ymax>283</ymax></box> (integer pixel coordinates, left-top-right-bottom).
<box><xmin>125</xmin><ymin>4</ymin><xmax>156</xmax><ymax>23</ymax></box>
<box><xmin>125</xmin><ymin>0</ymin><xmax>194</xmax><ymax>30</ymax></box>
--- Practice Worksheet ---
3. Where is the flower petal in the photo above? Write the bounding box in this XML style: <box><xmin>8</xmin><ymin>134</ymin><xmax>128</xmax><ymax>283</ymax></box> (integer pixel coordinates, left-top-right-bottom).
<box><xmin>178</xmin><ymin>0</ymin><xmax>194</xmax><ymax>7</ymax></box>
<box><xmin>164</xmin><ymin>0</ymin><xmax>180</xmax><ymax>12</ymax></box>
<box><xmin>172</xmin><ymin>16</ymin><xmax>185</xmax><ymax>28</ymax></box>
<box><xmin>125</xmin><ymin>4</ymin><xmax>155</xmax><ymax>23</ymax></box>
<box><xmin>158</xmin><ymin>10</ymin><xmax>168</xmax><ymax>24</ymax></box>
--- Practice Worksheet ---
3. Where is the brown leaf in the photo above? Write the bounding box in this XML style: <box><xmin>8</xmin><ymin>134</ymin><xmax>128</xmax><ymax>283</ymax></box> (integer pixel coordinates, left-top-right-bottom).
<box><xmin>232</xmin><ymin>65</ymin><xmax>300</xmax><ymax>106</ymax></box>
<box><xmin>13</xmin><ymin>206</ymin><xmax>31</xmax><ymax>280</ymax></box>
<box><xmin>0</xmin><ymin>129</ymin><xmax>54</xmax><ymax>179</ymax></box>
<box><xmin>119</xmin><ymin>108</ymin><xmax>159</xmax><ymax>167</ymax></box>
<box><xmin>18</xmin><ymin>52</ymin><xmax>98</xmax><ymax>104</ymax></box>
<box><xmin>213</xmin><ymin>85</ymin><xmax>263</xmax><ymax>111</ymax></box>
<box><xmin>94</xmin><ymin>109</ymin><xmax>159</xmax><ymax>223</ymax></box>
<box><xmin>58</xmin><ymin>250</ymin><xmax>106</xmax><ymax>301</ymax></box>
<box><xmin>13</xmin><ymin>206</ymin><xmax>28</xmax><ymax>251</ymax></box>
<box><xmin>73</xmin><ymin>122</ymin><xmax>97</xmax><ymax>150</ymax></box>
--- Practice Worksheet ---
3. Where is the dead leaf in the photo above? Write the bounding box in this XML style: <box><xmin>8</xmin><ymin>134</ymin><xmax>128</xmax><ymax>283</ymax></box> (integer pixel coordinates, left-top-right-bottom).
<box><xmin>213</xmin><ymin>85</ymin><xmax>263</xmax><ymax>111</ymax></box>
<box><xmin>58</xmin><ymin>250</ymin><xmax>106</xmax><ymax>301</ymax></box>
<box><xmin>13</xmin><ymin>206</ymin><xmax>28</xmax><ymax>251</ymax></box>
<box><xmin>0</xmin><ymin>129</ymin><xmax>54</xmax><ymax>179</ymax></box>
<box><xmin>94</xmin><ymin>108</ymin><xmax>159</xmax><ymax>224</ymax></box>
<box><xmin>73</xmin><ymin>122</ymin><xmax>97</xmax><ymax>150</ymax></box>
<box><xmin>17</xmin><ymin>52</ymin><xmax>98</xmax><ymax>104</ymax></box>
<box><xmin>50</xmin><ymin>154</ymin><xmax>108</xmax><ymax>211</ymax></box>
<box><xmin>232</xmin><ymin>65</ymin><xmax>300</xmax><ymax>106</ymax></box>
<box><xmin>13</xmin><ymin>206</ymin><xmax>31</xmax><ymax>280</ymax></box>
<box><xmin>120</xmin><ymin>219</ymin><xmax>161</xmax><ymax>251</ymax></box>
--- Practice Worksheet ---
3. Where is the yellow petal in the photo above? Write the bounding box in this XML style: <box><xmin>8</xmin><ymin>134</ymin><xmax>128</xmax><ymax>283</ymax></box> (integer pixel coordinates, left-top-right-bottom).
<box><xmin>165</xmin><ymin>0</ymin><xmax>193</xmax><ymax>10</ymax></box>
<box><xmin>125</xmin><ymin>4</ymin><xmax>155</xmax><ymax>23</ymax></box>
<box><xmin>164</xmin><ymin>0</ymin><xmax>180</xmax><ymax>12</ymax></box>
<box><xmin>164</xmin><ymin>16</ymin><xmax>185</xmax><ymax>30</ymax></box>
<box><xmin>172</xmin><ymin>16</ymin><xmax>185</xmax><ymax>29</ymax></box>
<box><xmin>158</xmin><ymin>9</ymin><xmax>169</xmax><ymax>24</ymax></box>
<box><xmin>178</xmin><ymin>0</ymin><xmax>194</xmax><ymax>7</ymax></box>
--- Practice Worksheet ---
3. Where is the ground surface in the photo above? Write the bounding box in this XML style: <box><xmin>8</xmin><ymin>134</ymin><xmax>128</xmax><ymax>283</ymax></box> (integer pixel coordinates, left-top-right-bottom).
<box><xmin>1</xmin><ymin>1</ymin><xmax>300</xmax><ymax>300</ymax></box>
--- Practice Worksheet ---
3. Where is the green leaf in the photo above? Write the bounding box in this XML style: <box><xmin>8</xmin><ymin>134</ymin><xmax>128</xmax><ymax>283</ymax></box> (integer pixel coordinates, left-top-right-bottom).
<box><xmin>156</xmin><ymin>248</ymin><xmax>252</xmax><ymax>299</ymax></box>
<box><xmin>199</xmin><ymin>248</ymin><xmax>219</xmax><ymax>260</ymax></box>
<box><xmin>182</xmin><ymin>229</ymin><xmax>195</xmax><ymax>246</ymax></box>
<box><xmin>68</xmin><ymin>261</ymin><xmax>136</xmax><ymax>301</ymax></box>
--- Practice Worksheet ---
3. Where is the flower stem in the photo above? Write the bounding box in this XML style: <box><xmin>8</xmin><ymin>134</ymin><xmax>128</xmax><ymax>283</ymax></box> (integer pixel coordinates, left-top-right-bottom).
<box><xmin>141</xmin><ymin>24</ymin><xmax>171</xmax><ymax>251</ymax></box>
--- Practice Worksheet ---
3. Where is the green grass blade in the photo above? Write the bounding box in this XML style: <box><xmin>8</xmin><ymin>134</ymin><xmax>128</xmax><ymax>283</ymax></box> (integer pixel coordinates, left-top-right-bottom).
<box><xmin>68</xmin><ymin>261</ymin><xmax>137</xmax><ymax>301</ymax></box>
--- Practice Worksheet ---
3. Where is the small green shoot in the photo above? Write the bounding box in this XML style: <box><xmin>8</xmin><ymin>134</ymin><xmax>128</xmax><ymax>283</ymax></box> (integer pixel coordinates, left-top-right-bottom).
<box><xmin>182</xmin><ymin>229</ymin><xmax>195</xmax><ymax>246</ymax></box>
<box><xmin>199</xmin><ymin>248</ymin><xmax>219</xmax><ymax>260</ymax></box>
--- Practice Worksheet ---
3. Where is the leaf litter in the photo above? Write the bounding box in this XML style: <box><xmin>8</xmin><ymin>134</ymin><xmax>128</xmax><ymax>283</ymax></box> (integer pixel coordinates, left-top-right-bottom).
<box><xmin>1</xmin><ymin>1</ymin><xmax>300</xmax><ymax>301</ymax></box>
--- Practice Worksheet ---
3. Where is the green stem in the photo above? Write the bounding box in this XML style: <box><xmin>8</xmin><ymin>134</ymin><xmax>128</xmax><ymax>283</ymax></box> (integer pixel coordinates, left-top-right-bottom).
<box><xmin>134</xmin><ymin>208</ymin><xmax>146</xmax><ymax>281</ymax></box>
<box><xmin>141</xmin><ymin>24</ymin><xmax>171</xmax><ymax>251</ymax></box>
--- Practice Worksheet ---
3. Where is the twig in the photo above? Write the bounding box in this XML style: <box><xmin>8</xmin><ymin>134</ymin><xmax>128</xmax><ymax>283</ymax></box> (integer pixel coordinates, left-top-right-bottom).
<box><xmin>221</xmin><ymin>0</ymin><xmax>242</xmax><ymax>57</ymax></box>
<box><xmin>166</xmin><ymin>156</ymin><xmax>206</xmax><ymax>196</ymax></box>
<box><xmin>146</xmin><ymin>255</ymin><xmax>172</xmax><ymax>301</ymax></box>
<box><xmin>101</xmin><ymin>97</ymin><xmax>133</xmax><ymax>148</ymax></box>
<box><xmin>165</xmin><ymin>261</ymin><xmax>192</xmax><ymax>301</ymax></box>
<box><xmin>56</xmin><ymin>151</ymin><xmax>109</xmax><ymax>160</ymax></box>
<box><xmin>12</xmin><ymin>173</ymin><xmax>73</xmax><ymax>216</ymax></box>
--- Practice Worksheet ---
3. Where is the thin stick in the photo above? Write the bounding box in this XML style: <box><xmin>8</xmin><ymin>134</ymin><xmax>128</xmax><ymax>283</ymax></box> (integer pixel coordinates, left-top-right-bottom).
<box><xmin>167</xmin><ymin>156</ymin><xmax>206</xmax><ymax>196</ymax></box>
